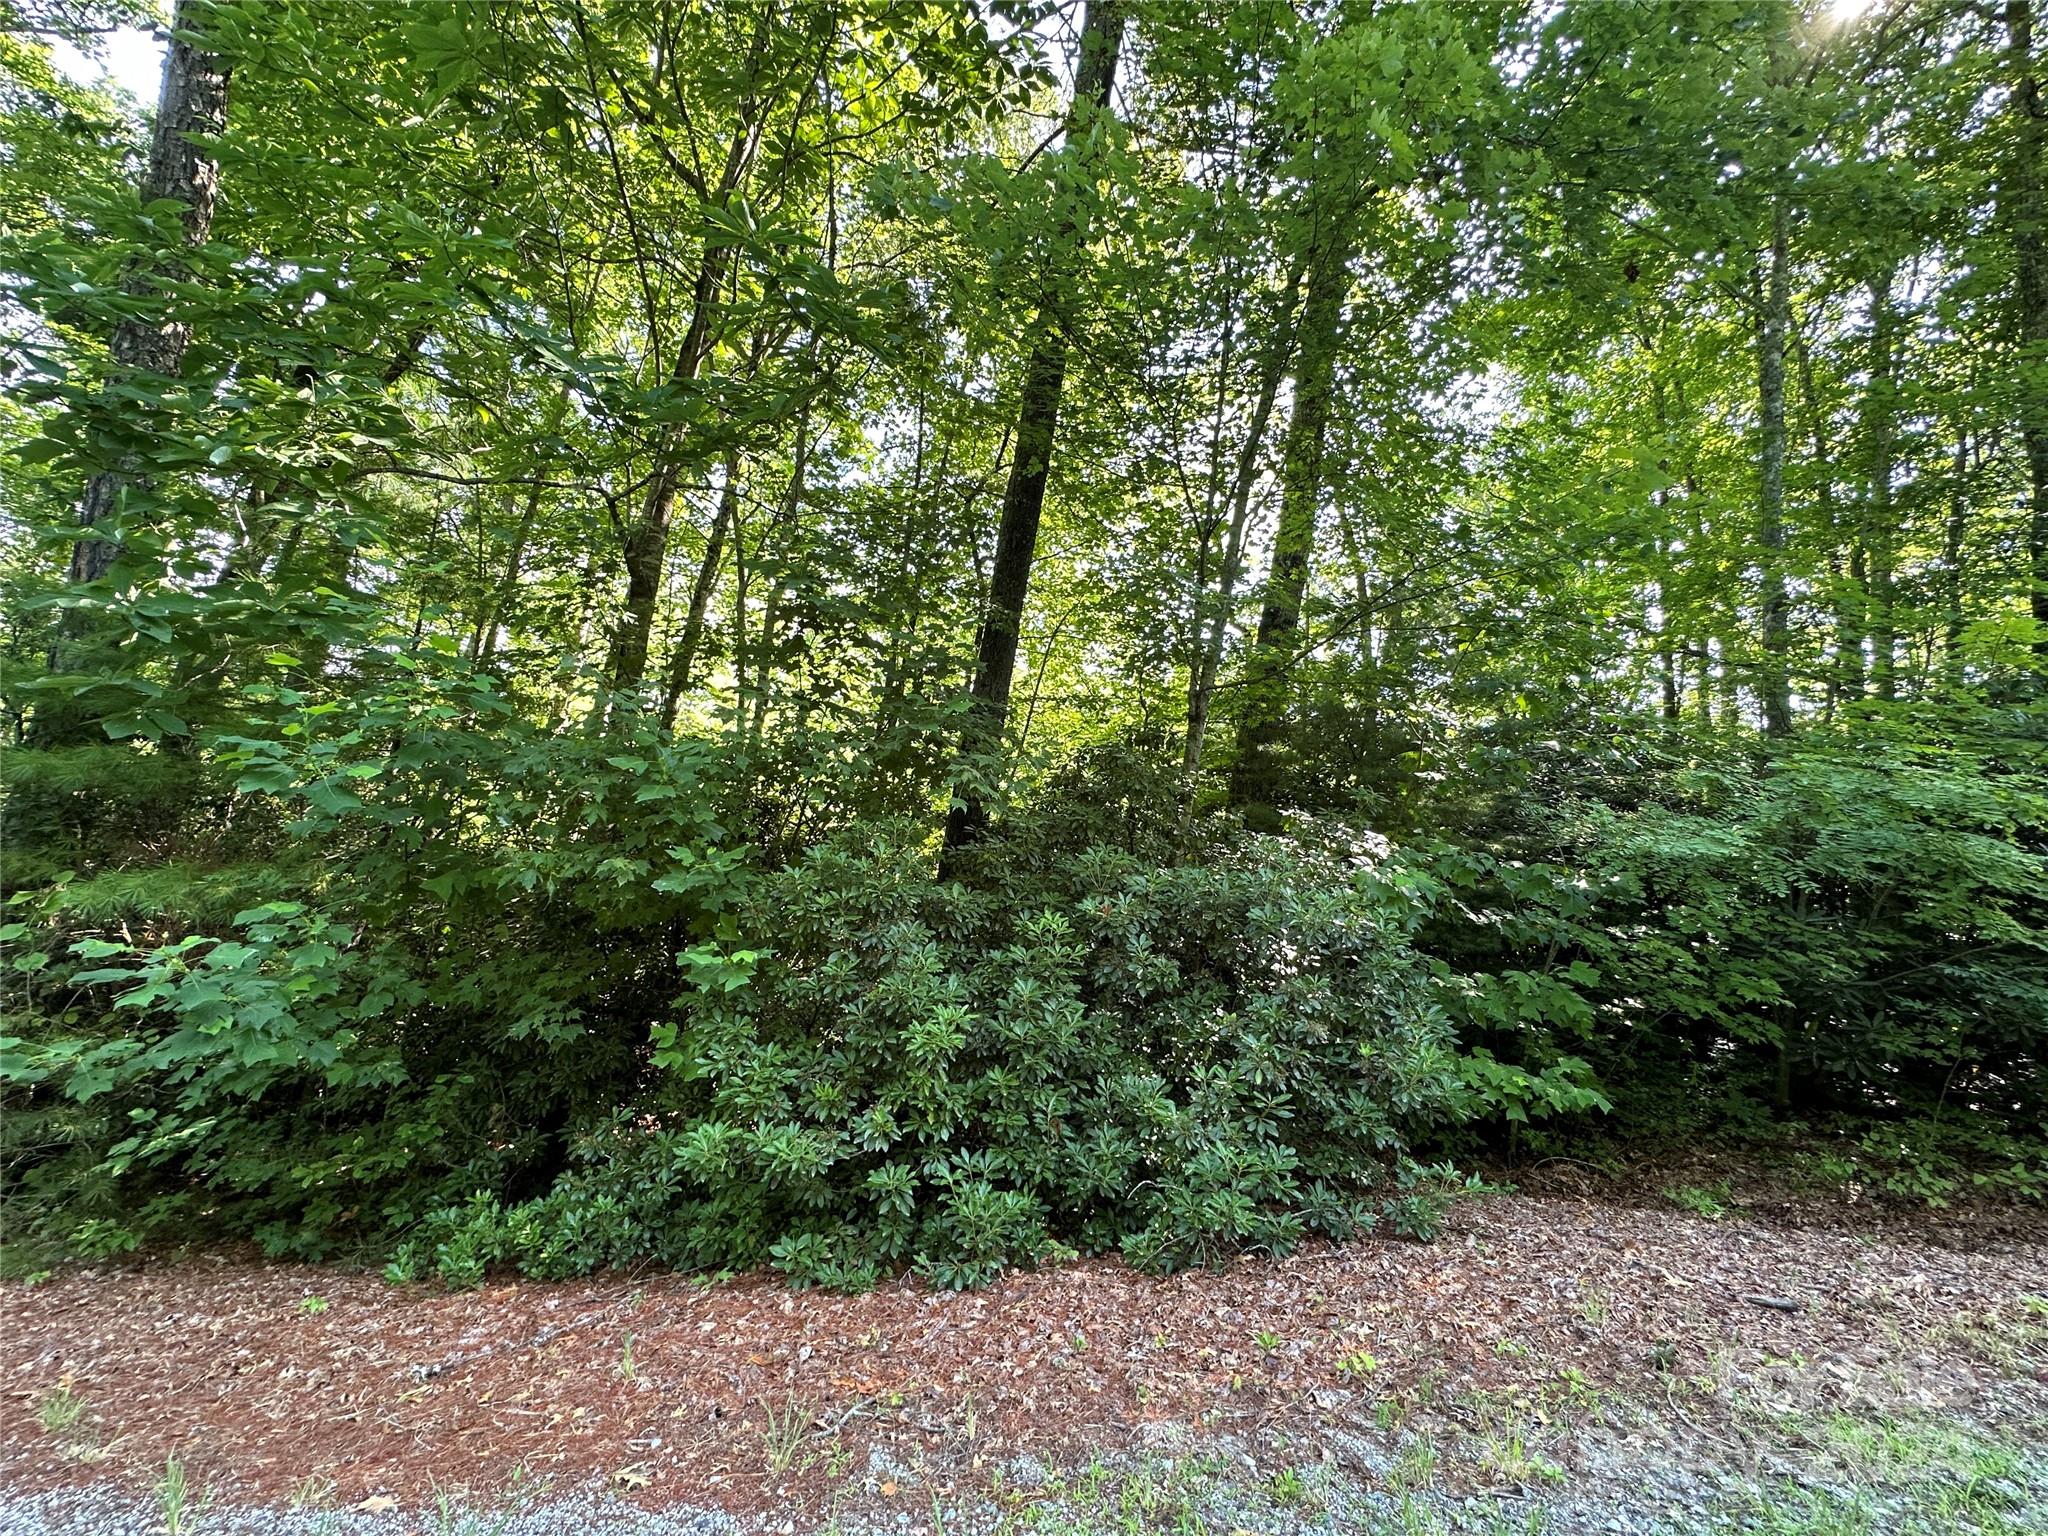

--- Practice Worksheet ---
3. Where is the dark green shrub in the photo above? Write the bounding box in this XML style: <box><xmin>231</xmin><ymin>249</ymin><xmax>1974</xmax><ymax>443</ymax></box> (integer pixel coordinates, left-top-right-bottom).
<box><xmin>478</xmin><ymin>823</ymin><xmax>1472</xmax><ymax>1287</ymax></box>
<box><xmin>1551</xmin><ymin>738</ymin><xmax>2048</xmax><ymax>1130</ymax></box>
<box><xmin>1395</xmin><ymin>722</ymin><xmax>2048</xmax><ymax>1193</ymax></box>
<box><xmin>0</xmin><ymin>660</ymin><xmax>753</xmax><ymax>1265</ymax></box>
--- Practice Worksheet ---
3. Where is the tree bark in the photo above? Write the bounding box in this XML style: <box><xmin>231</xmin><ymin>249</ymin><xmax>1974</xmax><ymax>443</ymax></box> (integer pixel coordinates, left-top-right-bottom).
<box><xmin>1792</xmin><ymin>321</ymin><xmax>1862</xmax><ymax>704</ymax></box>
<box><xmin>600</xmin><ymin>166</ymin><xmax>751</xmax><ymax>713</ymax></box>
<box><xmin>1755</xmin><ymin>189</ymin><xmax>1796</xmax><ymax>738</ymax></box>
<box><xmin>62</xmin><ymin>0</ymin><xmax>230</xmax><ymax>596</ymax></box>
<box><xmin>604</xmin><ymin>243</ymin><xmax>726</xmax><ymax>713</ymax></box>
<box><xmin>1864</xmin><ymin>270</ymin><xmax>1899</xmax><ymax>701</ymax></box>
<box><xmin>1180</xmin><ymin>251</ymin><xmax>1309</xmax><ymax>824</ymax></box>
<box><xmin>472</xmin><ymin>481</ymin><xmax>545</xmax><ymax>667</ymax></box>
<box><xmin>661</xmin><ymin>452</ymin><xmax>741</xmax><ymax>732</ymax></box>
<box><xmin>1943</xmin><ymin>428</ymin><xmax>1973</xmax><ymax>675</ymax></box>
<box><xmin>473</xmin><ymin>391</ymin><xmax>571</xmax><ymax>667</ymax></box>
<box><xmin>2006</xmin><ymin>1</ymin><xmax>2048</xmax><ymax>658</ymax></box>
<box><xmin>544</xmin><ymin>547</ymin><xmax>606</xmax><ymax>734</ymax></box>
<box><xmin>1654</xmin><ymin>537</ymin><xmax>1681</xmax><ymax>722</ymax></box>
<box><xmin>939</xmin><ymin>0</ymin><xmax>1126</xmax><ymax>867</ymax></box>
<box><xmin>745</xmin><ymin>400</ymin><xmax>817</xmax><ymax>759</ymax></box>
<box><xmin>1227</xmin><ymin>220</ymin><xmax>1354</xmax><ymax>824</ymax></box>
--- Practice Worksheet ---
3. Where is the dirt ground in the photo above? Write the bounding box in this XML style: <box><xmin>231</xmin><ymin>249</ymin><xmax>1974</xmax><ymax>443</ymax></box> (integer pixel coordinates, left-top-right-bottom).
<box><xmin>3</xmin><ymin>1180</ymin><xmax>2045</xmax><ymax>1533</ymax></box>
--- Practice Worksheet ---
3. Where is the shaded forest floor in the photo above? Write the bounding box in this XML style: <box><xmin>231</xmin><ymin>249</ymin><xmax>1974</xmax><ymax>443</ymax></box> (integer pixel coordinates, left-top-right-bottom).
<box><xmin>3</xmin><ymin>1175</ymin><xmax>2045</xmax><ymax>1535</ymax></box>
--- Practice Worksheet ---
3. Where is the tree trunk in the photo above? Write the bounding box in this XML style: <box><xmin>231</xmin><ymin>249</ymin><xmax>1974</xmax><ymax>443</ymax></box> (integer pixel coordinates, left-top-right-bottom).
<box><xmin>607</xmin><ymin>466</ymin><xmax>682</xmax><ymax>707</ymax></box>
<box><xmin>1180</xmin><ymin>251</ymin><xmax>1309</xmax><ymax>825</ymax></box>
<box><xmin>60</xmin><ymin>0</ymin><xmax>230</xmax><ymax>600</ymax></box>
<box><xmin>939</xmin><ymin>0</ymin><xmax>1126</xmax><ymax>868</ymax></box>
<box><xmin>601</xmin><ymin>213</ymin><xmax>744</xmax><ymax>714</ymax></box>
<box><xmin>746</xmin><ymin>400</ymin><xmax>817</xmax><ymax>759</ymax></box>
<box><xmin>473</xmin><ymin>390</ymin><xmax>571</xmax><ymax>666</ymax></box>
<box><xmin>1843</xmin><ymin>540</ymin><xmax>1868</xmax><ymax>700</ymax></box>
<box><xmin>1227</xmin><ymin>222</ymin><xmax>1354</xmax><ymax>825</ymax></box>
<box><xmin>1755</xmin><ymin>189</ymin><xmax>1796</xmax><ymax>739</ymax></box>
<box><xmin>1944</xmin><ymin>429</ymin><xmax>1973</xmax><ymax>675</ymax></box>
<box><xmin>1793</xmin><ymin>322</ymin><xmax>1861</xmax><ymax>703</ymax></box>
<box><xmin>1865</xmin><ymin>270</ymin><xmax>1899</xmax><ymax>701</ymax></box>
<box><xmin>472</xmin><ymin>480</ymin><xmax>545</xmax><ymax>667</ymax></box>
<box><xmin>543</xmin><ymin>547</ymin><xmax>606</xmax><ymax>734</ymax></box>
<box><xmin>661</xmin><ymin>452</ymin><xmax>740</xmax><ymax>732</ymax></box>
<box><xmin>2007</xmin><ymin>1</ymin><xmax>2048</xmax><ymax>657</ymax></box>
<box><xmin>605</xmin><ymin>264</ymin><xmax>732</xmax><ymax>715</ymax></box>
<box><xmin>1654</xmin><ymin>546</ymin><xmax>1682</xmax><ymax>724</ymax></box>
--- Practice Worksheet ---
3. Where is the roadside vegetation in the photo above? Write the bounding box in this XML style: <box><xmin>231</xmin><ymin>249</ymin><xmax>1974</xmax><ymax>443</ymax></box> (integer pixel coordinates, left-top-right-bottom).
<box><xmin>1</xmin><ymin>0</ymin><xmax>2042</xmax><ymax>1353</ymax></box>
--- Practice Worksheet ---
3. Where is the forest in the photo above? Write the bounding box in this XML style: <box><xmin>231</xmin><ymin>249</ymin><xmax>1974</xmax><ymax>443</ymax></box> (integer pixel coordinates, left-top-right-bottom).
<box><xmin>1</xmin><ymin>0</ymin><xmax>2044</xmax><ymax>1303</ymax></box>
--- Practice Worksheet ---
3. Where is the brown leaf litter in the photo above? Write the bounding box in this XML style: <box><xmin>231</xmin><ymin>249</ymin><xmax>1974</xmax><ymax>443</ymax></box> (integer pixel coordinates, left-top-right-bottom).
<box><xmin>3</xmin><ymin>1193</ymin><xmax>2043</xmax><ymax>1519</ymax></box>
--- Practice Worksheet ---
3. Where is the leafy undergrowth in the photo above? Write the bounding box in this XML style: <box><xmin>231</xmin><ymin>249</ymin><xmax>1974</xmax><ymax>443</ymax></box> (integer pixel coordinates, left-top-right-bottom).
<box><xmin>2</xmin><ymin>1191</ymin><xmax>2043</xmax><ymax>1534</ymax></box>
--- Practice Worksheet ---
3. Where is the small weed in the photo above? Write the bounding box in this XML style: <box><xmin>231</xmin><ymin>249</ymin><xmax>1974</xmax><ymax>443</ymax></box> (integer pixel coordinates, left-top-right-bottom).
<box><xmin>1254</xmin><ymin>1330</ymin><xmax>1283</xmax><ymax>1352</ymax></box>
<box><xmin>1477</xmin><ymin>1415</ymin><xmax>1565</xmax><ymax>1487</ymax></box>
<box><xmin>37</xmin><ymin>1383</ymin><xmax>84</xmax><ymax>1435</ymax></box>
<box><xmin>426</xmin><ymin>1486</ymin><xmax>512</xmax><ymax>1536</ymax></box>
<box><xmin>297</xmin><ymin>1295</ymin><xmax>329</xmax><ymax>1316</ymax></box>
<box><xmin>1268</xmin><ymin>1466</ymin><xmax>1307</xmax><ymax>1504</ymax></box>
<box><xmin>500</xmin><ymin>1458</ymin><xmax>552</xmax><ymax>1504</ymax></box>
<box><xmin>1494</xmin><ymin>1337</ymin><xmax>1531</xmax><ymax>1359</ymax></box>
<box><xmin>1554</xmin><ymin>1366</ymin><xmax>1603</xmax><ymax>1419</ymax></box>
<box><xmin>157</xmin><ymin>1455</ymin><xmax>197</xmax><ymax>1536</ymax></box>
<box><xmin>1116</xmin><ymin>1457</ymin><xmax>1167</xmax><ymax>1517</ymax></box>
<box><xmin>288</xmin><ymin>1475</ymin><xmax>336</xmax><ymax>1509</ymax></box>
<box><xmin>761</xmin><ymin>1394</ymin><xmax>816</xmax><ymax>1475</ymax></box>
<box><xmin>1577</xmin><ymin>1289</ymin><xmax>1610</xmax><ymax>1327</ymax></box>
<box><xmin>1820</xmin><ymin>1410</ymin><xmax>2025</xmax><ymax>1494</ymax></box>
<box><xmin>616</xmin><ymin>1331</ymin><xmax>636</xmax><ymax>1382</ymax></box>
<box><xmin>1730</xmin><ymin>1483</ymin><xmax>1880</xmax><ymax>1535</ymax></box>
<box><xmin>1664</xmin><ymin>1180</ymin><xmax>1735</xmax><ymax>1220</ymax></box>
<box><xmin>1935</xmin><ymin>1300</ymin><xmax>2048</xmax><ymax>1375</ymax></box>
<box><xmin>1077</xmin><ymin>1454</ymin><xmax>1111</xmax><ymax>1504</ymax></box>
<box><xmin>1412</xmin><ymin>1366</ymin><xmax>1446</xmax><ymax>1408</ymax></box>
<box><xmin>1337</xmin><ymin>1348</ymin><xmax>1380</xmax><ymax>1379</ymax></box>
<box><xmin>1391</xmin><ymin>1438</ymin><xmax>1438</xmax><ymax>1491</ymax></box>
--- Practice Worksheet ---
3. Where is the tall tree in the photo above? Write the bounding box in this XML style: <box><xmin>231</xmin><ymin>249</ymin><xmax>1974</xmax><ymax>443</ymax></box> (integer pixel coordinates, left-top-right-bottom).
<box><xmin>593</xmin><ymin>10</ymin><xmax>780</xmax><ymax>719</ymax></box>
<box><xmin>2008</xmin><ymin>0</ymin><xmax>2048</xmax><ymax>658</ymax></box>
<box><xmin>60</xmin><ymin>0</ymin><xmax>229</xmax><ymax>596</ymax></box>
<box><xmin>1179</xmin><ymin>253</ymin><xmax>1306</xmax><ymax>820</ymax></box>
<box><xmin>940</xmin><ymin>0</ymin><xmax>1127</xmax><ymax>864</ymax></box>
<box><xmin>1227</xmin><ymin>220</ymin><xmax>1354</xmax><ymax>824</ymax></box>
<box><xmin>1755</xmin><ymin>86</ymin><xmax>1797</xmax><ymax>738</ymax></box>
<box><xmin>661</xmin><ymin>453</ymin><xmax>741</xmax><ymax>732</ymax></box>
